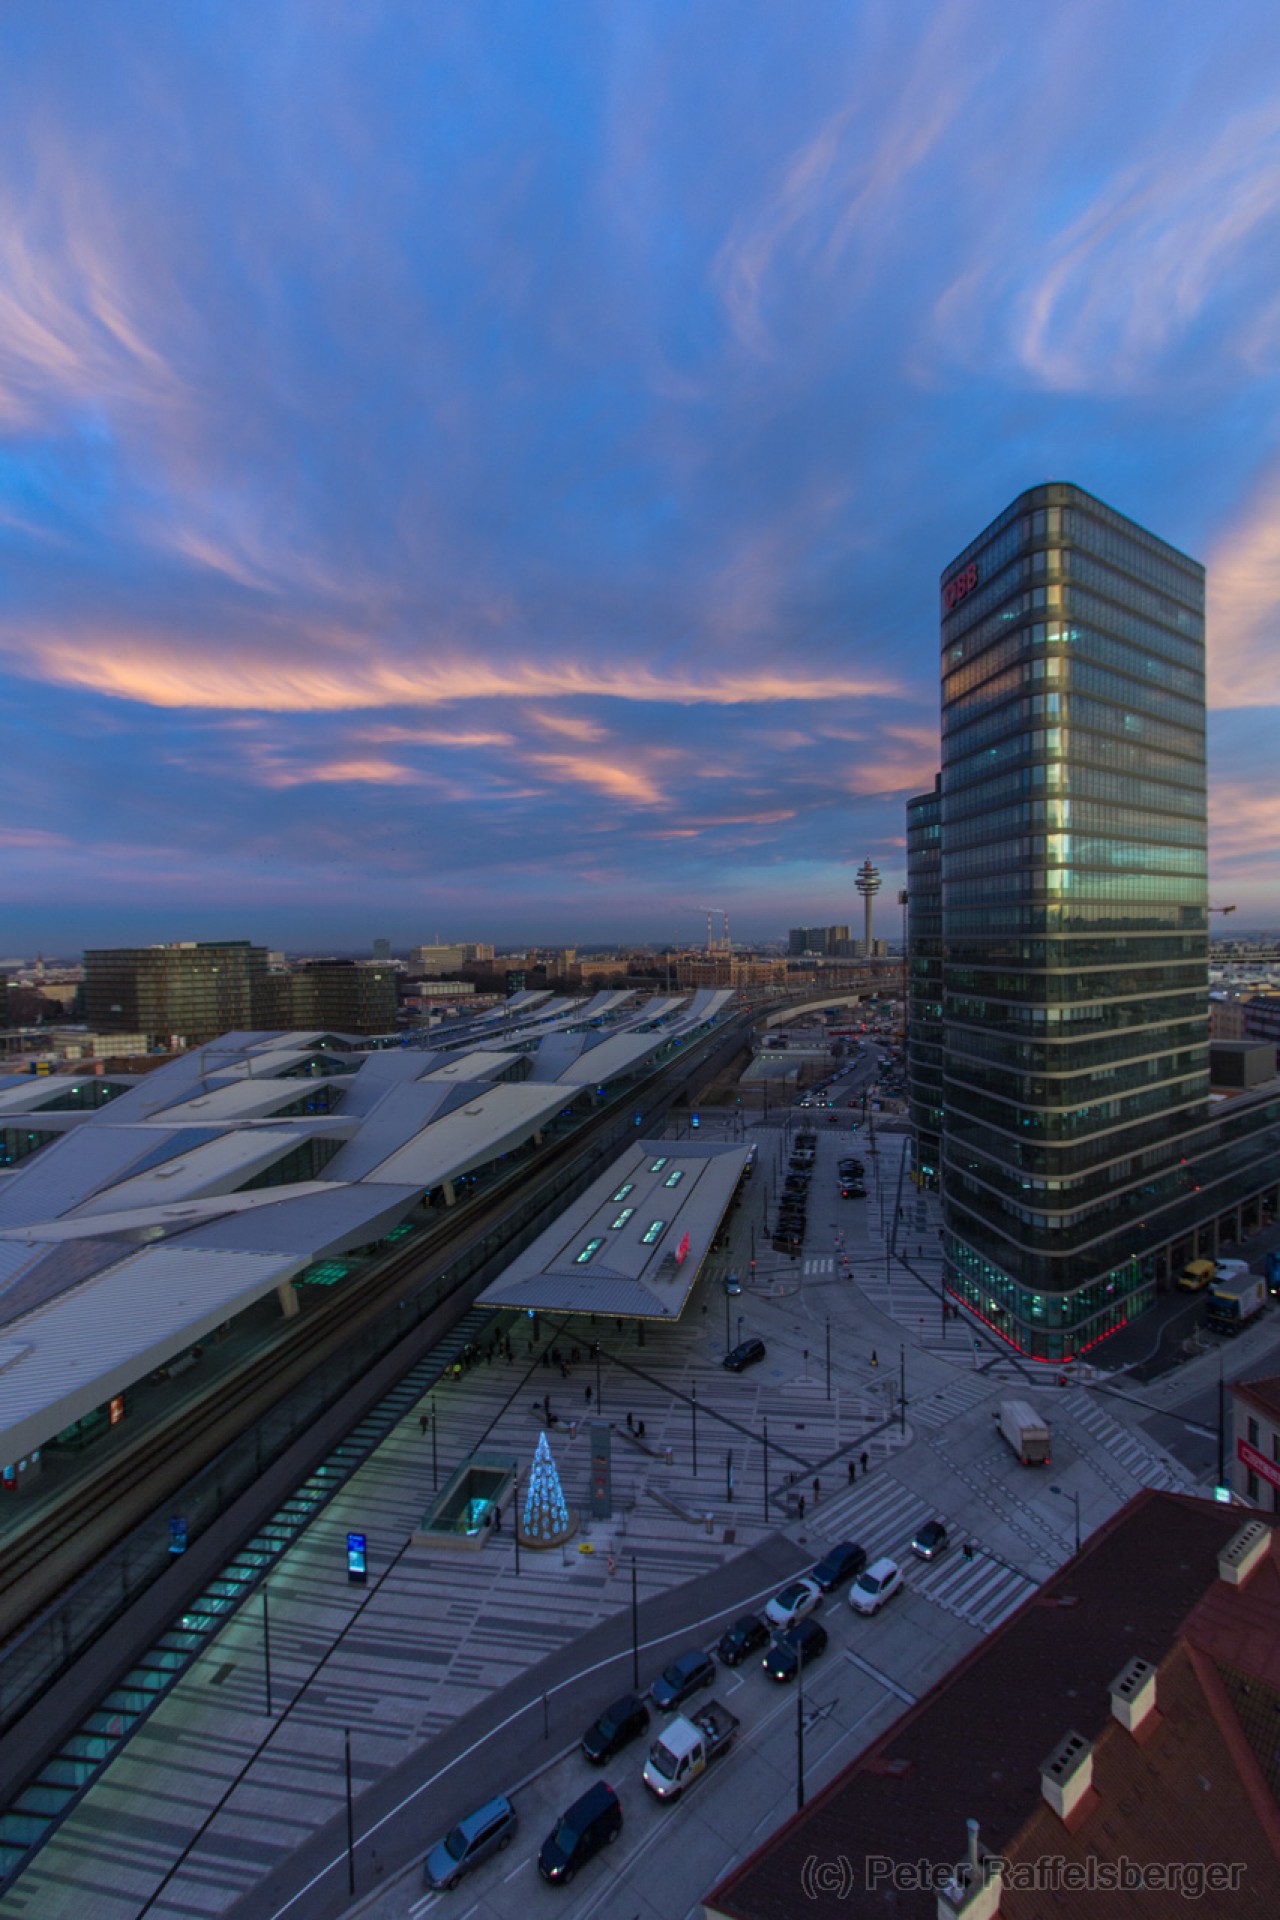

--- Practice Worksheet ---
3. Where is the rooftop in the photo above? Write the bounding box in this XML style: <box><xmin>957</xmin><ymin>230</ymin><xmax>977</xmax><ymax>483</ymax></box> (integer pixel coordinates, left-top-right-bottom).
<box><xmin>706</xmin><ymin>1493</ymin><xmax>1280</xmax><ymax>1920</ymax></box>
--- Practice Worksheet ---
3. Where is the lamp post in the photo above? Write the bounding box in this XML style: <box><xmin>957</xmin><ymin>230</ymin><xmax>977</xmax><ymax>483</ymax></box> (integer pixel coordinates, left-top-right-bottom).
<box><xmin>825</xmin><ymin>1320</ymin><xmax>831</xmax><ymax>1402</ymax></box>
<box><xmin>595</xmin><ymin>1342</ymin><xmax>602</xmax><ymax>1413</ymax></box>
<box><xmin>692</xmin><ymin>1382</ymin><xmax>699</xmax><ymax>1477</ymax></box>
<box><xmin>431</xmin><ymin>1403</ymin><xmax>438</xmax><ymax>1491</ymax></box>
<box><xmin>344</xmin><ymin>1728</ymin><xmax>356</xmax><ymax>1896</ymax></box>
<box><xmin>513</xmin><ymin>1473</ymin><xmax>521</xmax><ymax>1576</ymax></box>
<box><xmin>263</xmin><ymin>1585</ymin><xmax>273</xmax><ymax>1718</ymax></box>
<box><xmin>899</xmin><ymin>1345</ymin><xmax>907</xmax><ymax>1434</ymax></box>
<box><xmin>796</xmin><ymin>1647</ymin><xmax>807</xmax><ymax>1811</ymax></box>
<box><xmin>762</xmin><ymin>1414</ymin><xmax>770</xmax><ymax>1524</ymax></box>
<box><xmin>631</xmin><ymin>1556</ymin><xmax>639</xmax><ymax>1689</ymax></box>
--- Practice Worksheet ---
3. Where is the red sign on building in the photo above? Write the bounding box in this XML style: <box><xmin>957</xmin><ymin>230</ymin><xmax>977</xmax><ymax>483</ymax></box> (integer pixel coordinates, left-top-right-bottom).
<box><xmin>676</xmin><ymin>1232</ymin><xmax>691</xmax><ymax>1264</ymax></box>
<box><xmin>1237</xmin><ymin>1437</ymin><xmax>1280</xmax><ymax>1490</ymax></box>
<box><xmin>943</xmin><ymin>561</ymin><xmax>979</xmax><ymax>610</ymax></box>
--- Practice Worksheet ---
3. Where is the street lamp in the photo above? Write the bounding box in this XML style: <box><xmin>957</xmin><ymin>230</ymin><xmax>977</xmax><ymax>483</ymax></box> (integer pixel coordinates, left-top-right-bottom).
<box><xmin>692</xmin><ymin>1382</ymin><xmax>699</xmax><ymax>1476</ymax></box>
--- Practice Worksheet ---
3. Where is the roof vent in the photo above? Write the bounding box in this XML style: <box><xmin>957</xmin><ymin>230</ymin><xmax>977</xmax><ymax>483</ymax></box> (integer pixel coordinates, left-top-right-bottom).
<box><xmin>1218</xmin><ymin>1520</ymin><xmax>1271</xmax><ymax>1587</ymax></box>
<box><xmin>1109</xmin><ymin>1656</ymin><xmax>1157</xmax><ymax>1734</ymax></box>
<box><xmin>936</xmin><ymin>1820</ymin><xmax>1002</xmax><ymax>1920</ymax></box>
<box><xmin>1040</xmin><ymin>1730</ymin><xmax>1094</xmax><ymax>1822</ymax></box>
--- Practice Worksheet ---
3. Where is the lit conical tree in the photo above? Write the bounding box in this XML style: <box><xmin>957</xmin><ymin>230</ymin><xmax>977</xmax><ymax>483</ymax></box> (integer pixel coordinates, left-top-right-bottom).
<box><xmin>523</xmin><ymin>1431</ymin><xmax>571</xmax><ymax>1543</ymax></box>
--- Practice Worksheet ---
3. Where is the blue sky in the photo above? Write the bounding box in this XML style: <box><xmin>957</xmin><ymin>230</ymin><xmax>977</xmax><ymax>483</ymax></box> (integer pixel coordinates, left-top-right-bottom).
<box><xmin>3</xmin><ymin>1</ymin><xmax>1280</xmax><ymax>952</ymax></box>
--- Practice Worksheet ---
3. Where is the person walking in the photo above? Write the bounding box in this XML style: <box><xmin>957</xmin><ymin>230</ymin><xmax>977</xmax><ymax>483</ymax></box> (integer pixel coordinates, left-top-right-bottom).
<box><xmin>585</xmin><ymin>1385</ymin><xmax>593</xmax><ymax>1405</ymax></box>
<box><xmin>419</xmin><ymin>1413</ymin><xmax>429</xmax><ymax>1436</ymax></box>
<box><xmin>848</xmin><ymin>1459</ymin><xmax>856</xmax><ymax>1484</ymax></box>
<box><xmin>860</xmin><ymin>1450</ymin><xmax>869</xmax><ymax>1474</ymax></box>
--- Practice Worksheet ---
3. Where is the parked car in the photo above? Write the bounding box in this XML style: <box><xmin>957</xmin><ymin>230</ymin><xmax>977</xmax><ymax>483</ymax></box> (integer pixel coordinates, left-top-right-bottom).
<box><xmin>849</xmin><ymin>1557</ymin><xmax>904</xmax><ymax>1615</ymax></box>
<box><xmin>911</xmin><ymin>1520</ymin><xmax>950</xmax><ymax>1561</ymax></box>
<box><xmin>724</xmin><ymin>1337</ymin><xmax>768</xmax><ymax>1372</ymax></box>
<box><xmin>762</xmin><ymin>1617</ymin><xmax>829</xmax><ymax>1681</ymax></box>
<box><xmin>423</xmin><ymin>1796</ymin><xmax>518</xmax><ymax>1890</ymax></box>
<box><xmin>810</xmin><ymin>1540</ymin><xmax>868</xmax><ymax>1592</ymax></box>
<box><xmin>537</xmin><ymin>1781</ymin><xmax>622</xmax><ymax>1884</ymax></box>
<box><xmin>650</xmin><ymin>1648</ymin><xmax>716</xmax><ymax>1712</ymax></box>
<box><xmin>840</xmin><ymin>1185</ymin><xmax>866</xmax><ymax>1200</ymax></box>
<box><xmin>716</xmin><ymin>1613</ymin><xmax>771</xmax><ymax>1667</ymax></box>
<box><xmin>581</xmin><ymin>1693</ymin><xmax>650</xmax><ymax>1764</ymax></box>
<box><xmin>763</xmin><ymin>1577</ymin><xmax>823</xmax><ymax>1631</ymax></box>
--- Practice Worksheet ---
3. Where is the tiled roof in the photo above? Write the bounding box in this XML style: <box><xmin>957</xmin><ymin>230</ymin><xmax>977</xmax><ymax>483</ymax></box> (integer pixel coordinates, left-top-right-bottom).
<box><xmin>705</xmin><ymin>1493</ymin><xmax>1280</xmax><ymax>1920</ymax></box>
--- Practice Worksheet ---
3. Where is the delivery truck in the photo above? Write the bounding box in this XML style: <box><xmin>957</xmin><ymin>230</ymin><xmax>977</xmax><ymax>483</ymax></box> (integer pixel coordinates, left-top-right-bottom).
<box><xmin>996</xmin><ymin>1399</ymin><xmax>1052</xmax><ymax>1466</ymax></box>
<box><xmin>642</xmin><ymin>1699</ymin><xmax>739</xmax><ymax>1801</ymax></box>
<box><xmin>1205</xmin><ymin>1271</ymin><xmax>1268</xmax><ymax>1335</ymax></box>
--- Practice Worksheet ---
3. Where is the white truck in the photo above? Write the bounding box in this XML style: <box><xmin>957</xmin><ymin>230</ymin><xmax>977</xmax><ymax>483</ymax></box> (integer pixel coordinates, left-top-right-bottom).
<box><xmin>996</xmin><ymin>1398</ymin><xmax>1052</xmax><ymax>1466</ymax></box>
<box><xmin>642</xmin><ymin>1699</ymin><xmax>740</xmax><ymax>1801</ymax></box>
<box><xmin>1206</xmin><ymin>1271</ymin><xmax>1268</xmax><ymax>1335</ymax></box>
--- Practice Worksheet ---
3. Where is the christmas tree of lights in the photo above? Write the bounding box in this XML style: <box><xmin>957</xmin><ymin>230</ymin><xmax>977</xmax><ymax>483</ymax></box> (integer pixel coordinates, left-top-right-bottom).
<box><xmin>522</xmin><ymin>1432</ymin><xmax>571</xmax><ymax>1543</ymax></box>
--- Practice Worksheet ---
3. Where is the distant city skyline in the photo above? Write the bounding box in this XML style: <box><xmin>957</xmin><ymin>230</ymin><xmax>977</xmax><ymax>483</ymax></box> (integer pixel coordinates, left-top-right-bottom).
<box><xmin>3</xmin><ymin>7</ymin><xmax>1280</xmax><ymax>944</ymax></box>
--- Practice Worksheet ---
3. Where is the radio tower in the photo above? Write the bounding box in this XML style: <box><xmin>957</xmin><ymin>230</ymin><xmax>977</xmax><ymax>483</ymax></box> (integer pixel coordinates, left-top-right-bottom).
<box><xmin>855</xmin><ymin>855</ymin><xmax>881</xmax><ymax>957</ymax></box>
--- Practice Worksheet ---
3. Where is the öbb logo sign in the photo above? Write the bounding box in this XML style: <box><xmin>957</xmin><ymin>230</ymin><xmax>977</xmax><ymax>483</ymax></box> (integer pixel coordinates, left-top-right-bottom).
<box><xmin>943</xmin><ymin>561</ymin><xmax>978</xmax><ymax>609</ymax></box>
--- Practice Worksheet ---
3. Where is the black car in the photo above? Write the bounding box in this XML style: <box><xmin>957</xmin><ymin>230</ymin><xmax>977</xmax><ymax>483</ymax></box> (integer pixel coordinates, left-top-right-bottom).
<box><xmin>717</xmin><ymin>1613</ymin><xmax>771</xmax><ymax>1667</ymax></box>
<box><xmin>840</xmin><ymin>1185</ymin><xmax>866</xmax><ymax>1200</ymax></box>
<box><xmin>581</xmin><ymin>1692</ymin><xmax>650</xmax><ymax>1764</ymax></box>
<box><xmin>762</xmin><ymin>1617</ymin><xmax>828</xmax><ymax>1681</ymax></box>
<box><xmin>810</xmin><ymin>1540</ymin><xmax>868</xmax><ymax>1592</ymax></box>
<box><xmin>724</xmin><ymin>1336</ymin><xmax>768</xmax><ymax>1372</ymax></box>
<box><xmin>537</xmin><ymin>1781</ymin><xmax>622</xmax><ymax>1885</ymax></box>
<box><xmin>838</xmin><ymin>1159</ymin><xmax>864</xmax><ymax>1177</ymax></box>
<box><xmin>650</xmin><ymin>1647</ymin><xmax>716</xmax><ymax>1711</ymax></box>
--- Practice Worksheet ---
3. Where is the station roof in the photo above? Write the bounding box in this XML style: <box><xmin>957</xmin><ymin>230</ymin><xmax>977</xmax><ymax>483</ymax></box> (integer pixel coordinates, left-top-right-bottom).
<box><xmin>0</xmin><ymin>989</ymin><xmax>738</xmax><ymax>1460</ymax></box>
<box><xmin>477</xmin><ymin>1138</ymin><xmax>750</xmax><ymax>1320</ymax></box>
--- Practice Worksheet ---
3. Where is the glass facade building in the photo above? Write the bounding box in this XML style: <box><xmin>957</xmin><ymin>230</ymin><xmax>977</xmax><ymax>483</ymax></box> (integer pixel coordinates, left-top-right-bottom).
<box><xmin>906</xmin><ymin>774</ymin><xmax>943</xmax><ymax>1185</ymax></box>
<box><xmin>935</xmin><ymin>484</ymin><xmax>1217</xmax><ymax>1356</ymax></box>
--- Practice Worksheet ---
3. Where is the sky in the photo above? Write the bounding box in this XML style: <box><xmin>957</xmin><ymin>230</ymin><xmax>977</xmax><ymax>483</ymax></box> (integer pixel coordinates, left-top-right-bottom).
<box><xmin>3</xmin><ymin>0</ymin><xmax>1280</xmax><ymax>953</ymax></box>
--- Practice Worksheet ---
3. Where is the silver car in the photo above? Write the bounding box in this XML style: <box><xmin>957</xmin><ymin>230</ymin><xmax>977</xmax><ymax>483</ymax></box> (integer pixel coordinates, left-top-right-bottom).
<box><xmin>423</xmin><ymin>1795</ymin><xmax>518</xmax><ymax>1890</ymax></box>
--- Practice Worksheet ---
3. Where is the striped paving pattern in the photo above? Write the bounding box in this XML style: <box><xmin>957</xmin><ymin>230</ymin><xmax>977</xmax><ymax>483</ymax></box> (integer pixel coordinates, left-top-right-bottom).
<box><xmin>1059</xmin><ymin>1391</ymin><xmax>1194</xmax><ymax>1492</ymax></box>
<box><xmin>807</xmin><ymin>1473</ymin><xmax>1038</xmax><ymax>1632</ymax></box>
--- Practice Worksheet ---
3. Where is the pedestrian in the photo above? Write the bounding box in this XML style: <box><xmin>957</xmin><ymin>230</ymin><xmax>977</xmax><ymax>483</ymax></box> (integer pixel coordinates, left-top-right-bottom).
<box><xmin>860</xmin><ymin>1450</ymin><xmax>869</xmax><ymax>1474</ymax></box>
<box><xmin>848</xmin><ymin>1459</ymin><xmax>856</xmax><ymax>1484</ymax></box>
<box><xmin>586</xmin><ymin>1385</ymin><xmax>593</xmax><ymax>1405</ymax></box>
<box><xmin>494</xmin><ymin>1504</ymin><xmax>502</xmax><ymax>1532</ymax></box>
<box><xmin>544</xmin><ymin>1393</ymin><xmax>551</xmax><ymax>1417</ymax></box>
<box><xmin>798</xmin><ymin>1494</ymin><xmax>806</xmax><ymax>1518</ymax></box>
<box><xmin>560</xmin><ymin>1361</ymin><xmax>569</xmax><ymax>1379</ymax></box>
<box><xmin>871</xmin><ymin>1349</ymin><xmax>879</xmax><ymax>1368</ymax></box>
<box><xmin>626</xmin><ymin>1411</ymin><xmax>634</xmax><ymax>1431</ymax></box>
<box><xmin>813</xmin><ymin>1477</ymin><xmax>821</xmax><ymax>1503</ymax></box>
<box><xmin>419</xmin><ymin>1413</ymin><xmax>429</xmax><ymax>1436</ymax></box>
<box><xmin>638</xmin><ymin>1419</ymin><xmax>646</xmax><ymax>1439</ymax></box>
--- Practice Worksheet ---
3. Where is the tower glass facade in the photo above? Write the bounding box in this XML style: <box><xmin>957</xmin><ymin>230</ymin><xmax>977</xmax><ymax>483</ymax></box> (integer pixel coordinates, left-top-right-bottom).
<box><xmin>937</xmin><ymin>484</ymin><xmax>1209</xmax><ymax>1357</ymax></box>
<box><xmin>906</xmin><ymin>775</ymin><xmax>943</xmax><ymax>1186</ymax></box>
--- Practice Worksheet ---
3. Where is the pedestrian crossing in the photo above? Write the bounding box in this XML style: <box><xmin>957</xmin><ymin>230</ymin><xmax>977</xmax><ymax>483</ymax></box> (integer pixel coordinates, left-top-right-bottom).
<box><xmin>847</xmin><ymin>1260</ymin><xmax>1027</xmax><ymax>1380</ymax></box>
<box><xmin>804</xmin><ymin>1472</ymin><xmax>1039</xmax><ymax>1633</ymax></box>
<box><xmin>1060</xmin><ymin>1391</ymin><xmax>1194</xmax><ymax>1492</ymax></box>
<box><xmin>909</xmin><ymin>1373</ymin><xmax>999</xmax><ymax>1430</ymax></box>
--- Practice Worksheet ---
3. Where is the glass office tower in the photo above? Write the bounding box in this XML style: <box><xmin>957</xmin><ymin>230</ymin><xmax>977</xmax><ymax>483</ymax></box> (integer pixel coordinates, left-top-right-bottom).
<box><xmin>906</xmin><ymin>774</ymin><xmax>943</xmax><ymax>1187</ymax></box>
<box><xmin>937</xmin><ymin>484</ymin><xmax>1209</xmax><ymax>1358</ymax></box>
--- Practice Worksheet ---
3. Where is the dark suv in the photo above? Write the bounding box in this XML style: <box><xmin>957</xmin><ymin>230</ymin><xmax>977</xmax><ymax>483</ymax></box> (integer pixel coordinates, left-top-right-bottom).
<box><xmin>762</xmin><ymin>1617</ymin><xmax>828</xmax><ymax>1681</ymax></box>
<box><xmin>810</xmin><ymin>1540</ymin><xmax>868</xmax><ymax>1592</ymax></box>
<box><xmin>581</xmin><ymin>1692</ymin><xmax>649</xmax><ymax>1764</ymax></box>
<box><xmin>717</xmin><ymin>1613</ymin><xmax>770</xmax><ymax>1667</ymax></box>
<box><xmin>724</xmin><ymin>1337</ymin><xmax>767</xmax><ymax>1372</ymax></box>
<box><xmin>650</xmin><ymin>1647</ymin><xmax>716</xmax><ymax>1711</ymax></box>
<box><xmin>537</xmin><ymin>1781</ymin><xmax>622</xmax><ymax>1884</ymax></box>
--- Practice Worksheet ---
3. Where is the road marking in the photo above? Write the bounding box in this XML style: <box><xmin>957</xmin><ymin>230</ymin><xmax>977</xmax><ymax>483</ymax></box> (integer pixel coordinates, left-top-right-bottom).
<box><xmin>841</xmin><ymin>1647</ymin><xmax>917</xmax><ymax>1704</ymax></box>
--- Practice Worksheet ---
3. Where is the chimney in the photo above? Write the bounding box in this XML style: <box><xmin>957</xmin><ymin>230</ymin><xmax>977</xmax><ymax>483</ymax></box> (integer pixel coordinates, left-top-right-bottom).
<box><xmin>1218</xmin><ymin>1520</ymin><xmax>1271</xmax><ymax>1588</ymax></box>
<box><xmin>1040</xmin><ymin>1730</ymin><xmax>1094</xmax><ymax>1822</ymax></box>
<box><xmin>935</xmin><ymin>1820</ymin><xmax>1003</xmax><ymax>1920</ymax></box>
<box><xmin>1109</xmin><ymin>1656</ymin><xmax>1157</xmax><ymax>1734</ymax></box>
